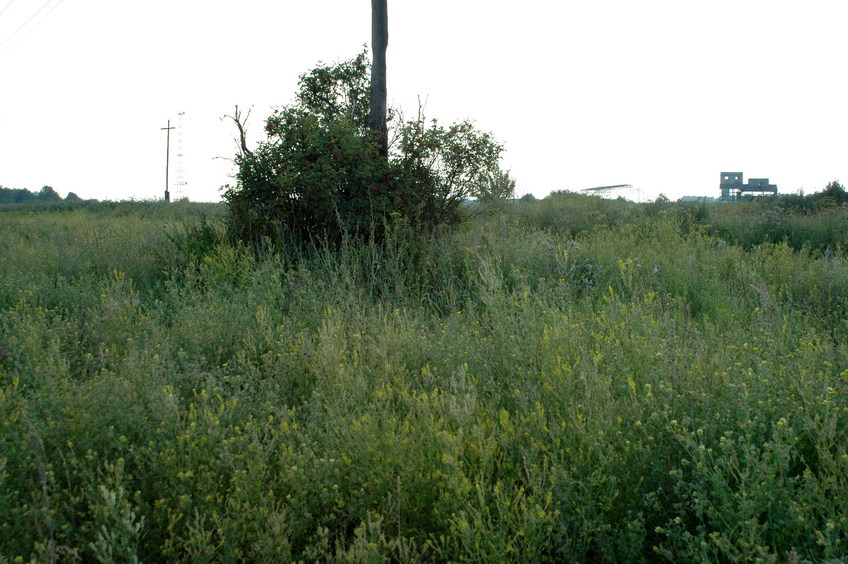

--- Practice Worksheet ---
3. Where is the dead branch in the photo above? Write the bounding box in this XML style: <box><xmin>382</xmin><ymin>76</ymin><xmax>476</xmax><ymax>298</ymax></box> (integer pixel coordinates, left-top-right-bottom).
<box><xmin>224</xmin><ymin>105</ymin><xmax>254</xmax><ymax>159</ymax></box>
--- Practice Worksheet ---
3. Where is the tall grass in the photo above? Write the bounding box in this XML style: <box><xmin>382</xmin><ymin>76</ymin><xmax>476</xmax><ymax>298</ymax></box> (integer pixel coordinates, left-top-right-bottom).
<box><xmin>707</xmin><ymin>200</ymin><xmax>848</xmax><ymax>252</ymax></box>
<box><xmin>0</xmin><ymin>196</ymin><xmax>846</xmax><ymax>562</ymax></box>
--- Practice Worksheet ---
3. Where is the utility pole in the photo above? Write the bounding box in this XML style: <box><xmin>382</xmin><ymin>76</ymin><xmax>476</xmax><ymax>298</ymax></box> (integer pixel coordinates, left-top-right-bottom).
<box><xmin>161</xmin><ymin>120</ymin><xmax>175</xmax><ymax>202</ymax></box>
<box><xmin>369</xmin><ymin>0</ymin><xmax>388</xmax><ymax>156</ymax></box>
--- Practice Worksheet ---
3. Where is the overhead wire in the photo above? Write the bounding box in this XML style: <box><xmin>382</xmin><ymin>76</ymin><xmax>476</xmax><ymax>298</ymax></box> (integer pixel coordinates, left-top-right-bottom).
<box><xmin>0</xmin><ymin>0</ymin><xmax>65</xmax><ymax>54</ymax></box>
<box><xmin>0</xmin><ymin>0</ymin><xmax>18</xmax><ymax>18</ymax></box>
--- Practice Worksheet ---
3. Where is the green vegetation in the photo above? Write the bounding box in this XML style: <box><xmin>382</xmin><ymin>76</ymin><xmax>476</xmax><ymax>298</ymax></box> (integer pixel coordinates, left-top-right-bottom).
<box><xmin>0</xmin><ymin>186</ymin><xmax>79</xmax><ymax>205</ymax></box>
<box><xmin>224</xmin><ymin>53</ymin><xmax>507</xmax><ymax>248</ymax></box>
<box><xmin>1</xmin><ymin>195</ymin><xmax>847</xmax><ymax>562</ymax></box>
<box><xmin>706</xmin><ymin>182</ymin><xmax>848</xmax><ymax>253</ymax></box>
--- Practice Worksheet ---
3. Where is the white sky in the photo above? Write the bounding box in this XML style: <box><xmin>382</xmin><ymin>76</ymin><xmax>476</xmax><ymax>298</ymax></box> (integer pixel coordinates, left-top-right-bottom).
<box><xmin>1</xmin><ymin>0</ymin><xmax>846</xmax><ymax>202</ymax></box>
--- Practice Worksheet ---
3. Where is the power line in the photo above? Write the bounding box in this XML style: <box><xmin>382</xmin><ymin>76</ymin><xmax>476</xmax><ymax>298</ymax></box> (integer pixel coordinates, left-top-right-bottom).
<box><xmin>0</xmin><ymin>0</ymin><xmax>18</xmax><ymax>18</ymax></box>
<box><xmin>0</xmin><ymin>0</ymin><xmax>64</xmax><ymax>53</ymax></box>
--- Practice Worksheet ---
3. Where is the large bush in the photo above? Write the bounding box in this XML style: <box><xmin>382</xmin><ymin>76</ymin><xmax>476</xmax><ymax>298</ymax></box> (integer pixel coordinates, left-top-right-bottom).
<box><xmin>223</xmin><ymin>52</ymin><xmax>506</xmax><ymax>247</ymax></box>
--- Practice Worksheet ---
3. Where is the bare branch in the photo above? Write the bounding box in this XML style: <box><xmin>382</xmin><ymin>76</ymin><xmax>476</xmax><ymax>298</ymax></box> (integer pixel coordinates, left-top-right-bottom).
<box><xmin>223</xmin><ymin>105</ymin><xmax>254</xmax><ymax>159</ymax></box>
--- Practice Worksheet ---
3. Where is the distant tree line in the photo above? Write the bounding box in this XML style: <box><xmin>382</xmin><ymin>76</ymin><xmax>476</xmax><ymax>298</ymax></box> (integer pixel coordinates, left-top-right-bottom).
<box><xmin>0</xmin><ymin>185</ymin><xmax>82</xmax><ymax>204</ymax></box>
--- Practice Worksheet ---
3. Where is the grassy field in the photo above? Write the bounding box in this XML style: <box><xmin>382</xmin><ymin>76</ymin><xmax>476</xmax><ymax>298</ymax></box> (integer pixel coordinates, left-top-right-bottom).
<box><xmin>1</xmin><ymin>195</ymin><xmax>846</xmax><ymax>562</ymax></box>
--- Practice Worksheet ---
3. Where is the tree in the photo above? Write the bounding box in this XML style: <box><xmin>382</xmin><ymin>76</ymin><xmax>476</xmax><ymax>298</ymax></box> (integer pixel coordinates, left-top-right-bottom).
<box><xmin>369</xmin><ymin>0</ymin><xmax>388</xmax><ymax>156</ymax></box>
<box><xmin>37</xmin><ymin>186</ymin><xmax>61</xmax><ymax>202</ymax></box>
<box><xmin>474</xmin><ymin>168</ymin><xmax>517</xmax><ymax>203</ymax></box>
<box><xmin>12</xmin><ymin>189</ymin><xmax>34</xmax><ymax>203</ymax></box>
<box><xmin>821</xmin><ymin>180</ymin><xmax>846</xmax><ymax>205</ymax></box>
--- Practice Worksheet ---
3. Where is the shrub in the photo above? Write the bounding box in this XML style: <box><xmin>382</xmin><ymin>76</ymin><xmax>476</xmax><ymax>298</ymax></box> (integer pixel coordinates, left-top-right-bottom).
<box><xmin>225</xmin><ymin>107</ymin><xmax>397</xmax><ymax>246</ymax></box>
<box><xmin>393</xmin><ymin>116</ymin><xmax>503</xmax><ymax>228</ymax></box>
<box><xmin>819</xmin><ymin>179</ymin><xmax>847</xmax><ymax>207</ymax></box>
<box><xmin>770</xmin><ymin>180</ymin><xmax>847</xmax><ymax>215</ymax></box>
<box><xmin>223</xmin><ymin>52</ymin><xmax>505</xmax><ymax>247</ymax></box>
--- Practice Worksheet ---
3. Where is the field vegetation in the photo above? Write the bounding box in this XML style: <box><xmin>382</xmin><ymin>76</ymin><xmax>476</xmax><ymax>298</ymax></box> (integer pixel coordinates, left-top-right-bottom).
<box><xmin>1</xmin><ymin>193</ymin><xmax>846</xmax><ymax>562</ymax></box>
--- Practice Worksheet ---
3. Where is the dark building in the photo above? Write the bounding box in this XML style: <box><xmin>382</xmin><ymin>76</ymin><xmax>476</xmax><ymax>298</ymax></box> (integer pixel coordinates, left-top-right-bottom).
<box><xmin>720</xmin><ymin>172</ymin><xmax>777</xmax><ymax>201</ymax></box>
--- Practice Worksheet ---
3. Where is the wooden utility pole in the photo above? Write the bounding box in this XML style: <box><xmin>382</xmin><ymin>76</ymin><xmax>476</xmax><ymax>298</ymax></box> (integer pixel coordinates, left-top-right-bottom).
<box><xmin>161</xmin><ymin>120</ymin><xmax>175</xmax><ymax>202</ymax></box>
<box><xmin>369</xmin><ymin>0</ymin><xmax>388</xmax><ymax>156</ymax></box>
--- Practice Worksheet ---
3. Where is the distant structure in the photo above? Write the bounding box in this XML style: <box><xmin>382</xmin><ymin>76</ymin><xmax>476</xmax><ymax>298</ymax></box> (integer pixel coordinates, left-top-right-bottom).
<box><xmin>174</xmin><ymin>111</ymin><xmax>187</xmax><ymax>201</ymax></box>
<box><xmin>582</xmin><ymin>184</ymin><xmax>633</xmax><ymax>195</ymax></box>
<box><xmin>581</xmin><ymin>184</ymin><xmax>639</xmax><ymax>201</ymax></box>
<box><xmin>161</xmin><ymin>120</ymin><xmax>175</xmax><ymax>202</ymax></box>
<box><xmin>720</xmin><ymin>172</ymin><xmax>777</xmax><ymax>201</ymax></box>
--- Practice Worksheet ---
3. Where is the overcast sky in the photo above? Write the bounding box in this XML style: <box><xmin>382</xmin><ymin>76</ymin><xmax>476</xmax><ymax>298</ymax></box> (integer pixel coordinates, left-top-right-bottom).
<box><xmin>1</xmin><ymin>0</ymin><xmax>846</xmax><ymax>202</ymax></box>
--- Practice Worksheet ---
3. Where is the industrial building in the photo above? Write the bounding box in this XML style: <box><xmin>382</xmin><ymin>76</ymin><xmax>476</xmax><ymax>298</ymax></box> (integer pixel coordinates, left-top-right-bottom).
<box><xmin>720</xmin><ymin>172</ymin><xmax>778</xmax><ymax>201</ymax></box>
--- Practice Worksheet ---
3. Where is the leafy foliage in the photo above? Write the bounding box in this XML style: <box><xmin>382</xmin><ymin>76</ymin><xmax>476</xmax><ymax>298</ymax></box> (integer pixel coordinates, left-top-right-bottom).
<box><xmin>394</xmin><ymin>117</ymin><xmax>503</xmax><ymax>225</ymax></box>
<box><xmin>754</xmin><ymin>179</ymin><xmax>848</xmax><ymax>215</ymax></box>
<box><xmin>37</xmin><ymin>185</ymin><xmax>62</xmax><ymax>202</ymax></box>
<box><xmin>819</xmin><ymin>179</ymin><xmax>847</xmax><ymax>206</ymax></box>
<box><xmin>704</xmin><ymin>181</ymin><xmax>848</xmax><ymax>252</ymax></box>
<box><xmin>223</xmin><ymin>53</ymin><xmax>504</xmax><ymax>247</ymax></box>
<box><xmin>295</xmin><ymin>50</ymin><xmax>372</xmax><ymax>127</ymax></box>
<box><xmin>474</xmin><ymin>168</ymin><xmax>516</xmax><ymax>203</ymax></box>
<box><xmin>226</xmin><ymin>107</ymin><xmax>397</xmax><ymax>245</ymax></box>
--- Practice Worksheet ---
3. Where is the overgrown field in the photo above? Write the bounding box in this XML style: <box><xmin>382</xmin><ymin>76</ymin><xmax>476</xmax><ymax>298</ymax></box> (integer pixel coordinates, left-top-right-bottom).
<box><xmin>1</xmin><ymin>196</ymin><xmax>847</xmax><ymax>562</ymax></box>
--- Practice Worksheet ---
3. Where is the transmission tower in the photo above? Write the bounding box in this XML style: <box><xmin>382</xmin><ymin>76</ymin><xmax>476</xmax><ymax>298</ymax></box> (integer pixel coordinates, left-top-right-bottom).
<box><xmin>174</xmin><ymin>111</ymin><xmax>187</xmax><ymax>201</ymax></box>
